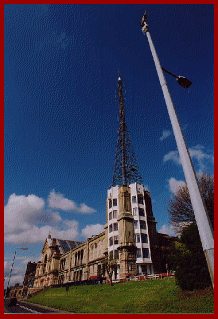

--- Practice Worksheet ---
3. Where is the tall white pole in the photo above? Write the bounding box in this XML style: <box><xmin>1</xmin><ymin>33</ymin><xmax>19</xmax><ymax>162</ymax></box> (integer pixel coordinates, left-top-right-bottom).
<box><xmin>4</xmin><ymin>247</ymin><xmax>28</xmax><ymax>298</ymax></box>
<box><xmin>141</xmin><ymin>16</ymin><xmax>214</xmax><ymax>287</ymax></box>
<box><xmin>5</xmin><ymin>250</ymin><xmax>17</xmax><ymax>299</ymax></box>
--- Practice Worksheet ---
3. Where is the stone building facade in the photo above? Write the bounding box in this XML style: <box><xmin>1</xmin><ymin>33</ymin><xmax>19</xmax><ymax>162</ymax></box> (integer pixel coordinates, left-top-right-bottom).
<box><xmin>33</xmin><ymin>182</ymin><xmax>160</xmax><ymax>288</ymax></box>
<box><xmin>33</xmin><ymin>232</ymin><xmax>107</xmax><ymax>287</ymax></box>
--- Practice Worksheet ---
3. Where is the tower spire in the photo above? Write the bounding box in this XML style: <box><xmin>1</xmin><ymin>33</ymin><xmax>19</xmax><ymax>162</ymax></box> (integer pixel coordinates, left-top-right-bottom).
<box><xmin>118</xmin><ymin>75</ymin><xmax>127</xmax><ymax>186</ymax></box>
<box><xmin>111</xmin><ymin>76</ymin><xmax>143</xmax><ymax>187</ymax></box>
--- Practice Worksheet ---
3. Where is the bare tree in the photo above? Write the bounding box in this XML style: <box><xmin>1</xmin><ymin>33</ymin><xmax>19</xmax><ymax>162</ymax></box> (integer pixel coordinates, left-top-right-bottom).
<box><xmin>168</xmin><ymin>173</ymin><xmax>214</xmax><ymax>234</ymax></box>
<box><xmin>103</xmin><ymin>254</ymin><xmax>118</xmax><ymax>286</ymax></box>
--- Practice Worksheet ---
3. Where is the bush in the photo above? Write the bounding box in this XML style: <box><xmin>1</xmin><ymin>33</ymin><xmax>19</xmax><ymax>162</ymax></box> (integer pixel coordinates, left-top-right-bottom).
<box><xmin>175</xmin><ymin>254</ymin><xmax>211</xmax><ymax>291</ymax></box>
<box><xmin>173</xmin><ymin>223</ymin><xmax>212</xmax><ymax>290</ymax></box>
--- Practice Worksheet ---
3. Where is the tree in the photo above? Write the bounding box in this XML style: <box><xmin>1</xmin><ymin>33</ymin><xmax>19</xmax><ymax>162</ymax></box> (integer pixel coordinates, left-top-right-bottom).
<box><xmin>103</xmin><ymin>254</ymin><xmax>118</xmax><ymax>286</ymax></box>
<box><xmin>168</xmin><ymin>173</ymin><xmax>214</xmax><ymax>234</ymax></box>
<box><xmin>169</xmin><ymin>223</ymin><xmax>212</xmax><ymax>290</ymax></box>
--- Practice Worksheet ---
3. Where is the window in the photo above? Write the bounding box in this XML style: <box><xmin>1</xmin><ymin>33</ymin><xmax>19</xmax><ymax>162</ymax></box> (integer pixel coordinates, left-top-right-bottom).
<box><xmin>109</xmin><ymin>251</ymin><xmax>113</xmax><ymax>259</ymax></box>
<box><xmin>97</xmin><ymin>264</ymin><xmax>101</xmax><ymax>276</ymax></box>
<box><xmin>109</xmin><ymin>237</ymin><xmax>113</xmax><ymax>246</ymax></box>
<box><xmin>109</xmin><ymin>212</ymin><xmax>112</xmax><ymax>220</ymax></box>
<box><xmin>114</xmin><ymin>250</ymin><xmax>119</xmax><ymax>259</ymax></box>
<box><xmin>141</xmin><ymin>233</ymin><xmax>148</xmax><ymax>243</ymax></box>
<box><xmin>95</xmin><ymin>243</ymin><xmax>97</xmax><ymax>248</ymax></box>
<box><xmin>136</xmin><ymin>248</ymin><xmax>142</xmax><ymax>258</ymax></box>
<box><xmin>109</xmin><ymin>199</ymin><xmax>112</xmax><ymax>208</ymax></box>
<box><xmin>109</xmin><ymin>224</ymin><xmax>113</xmax><ymax>233</ymax></box>
<box><xmin>138</xmin><ymin>195</ymin><xmax>144</xmax><ymax>204</ymax></box>
<box><xmin>102</xmin><ymin>263</ymin><xmax>105</xmax><ymax>276</ymax></box>
<box><xmin>61</xmin><ymin>259</ymin><xmax>66</xmax><ymax>270</ymax></box>
<box><xmin>142</xmin><ymin>248</ymin><xmax>149</xmax><ymax>258</ymax></box>
<box><xmin>113</xmin><ymin>210</ymin><xmax>117</xmax><ymax>219</ymax></box>
<box><xmin>135</xmin><ymin>234</ymin><xmax>140</xmax><ymax>243</ymax></box>
<box><xmin>141</xmin><ymin>265</ymin><xmax>147</xmax><ymax>274</ymax></box>
<box><xmin>113</xmin><ymin>223</ymin><xmax>118</xmax><ymax>231</ymax></box>
<box><xmin>90</xmin><ymin>246</ymin><xmax>93</xmax><ymax>260</ymax></box>
<box><xmin>134</xmin><ymin>220</ymin><xmax>139</xmax><ymax>229</ymax></box>
<box><xmin>139</xmin><ymin>208</ymin><xmax>145</xmax><ymax>216</ymax></box>
<box><xmin>113</xmin><ymin>198</ymin><xmax>117</xmax><ymax>206</ymax></box>
<box><xmin>133</xmin><ymin>208</ymin><xmax>137</xmax><ymax>216</ymax></box>
<box><xmin>132</xmin><ymin>196</ymin><xmax>137</xmax><ymax>203</ymax></box>
<box><xmin>114</xmin><ymin>235</ymin><xmax>119</xmax><ymax>245</ymax></box>
<box><xmin>140</xmin><ymin>220</ymin><xmax>146</xmax><ymax>229</ymax></box>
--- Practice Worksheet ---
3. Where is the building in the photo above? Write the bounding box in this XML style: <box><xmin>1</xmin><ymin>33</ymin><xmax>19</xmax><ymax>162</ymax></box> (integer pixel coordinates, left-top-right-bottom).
<box><xmin>32</xmin><ymin>76</ymin><xmax>175</xmax><ymax>288</ymax></box>
<box><xmin>23</xmin><ymin>262</ymin><xmax>37</xmax><ymax>288</ymax></box>
<box><xmin>34</xmin><ymin>235</ymin><xmax>83</xmax><ymax>287</ymax></box>
<box><xmin>106</xmin><ymin>184</ymin><xmax>156</xmax><ymax>279</ymax></box>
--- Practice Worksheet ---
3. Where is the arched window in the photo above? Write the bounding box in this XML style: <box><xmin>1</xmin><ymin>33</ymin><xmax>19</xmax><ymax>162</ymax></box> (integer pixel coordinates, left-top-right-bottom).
<box><xmin>78</xmin><ymin>251</ymin><xmax>80</xmax><ymax>265</ymax></box>
<box><xmin>43</xmin><ymin>255</ymin><xmax>47</xmax><ymax>273</ymax></box>
<box><xmin>90</xmin><ymin>245</ymin><xmax>94</xmax><ymax>260</ymax></box>
<box><xmin>81</xmin><ymin>250</ymin><xmax>83</xmax><ymax>264</ymax></box>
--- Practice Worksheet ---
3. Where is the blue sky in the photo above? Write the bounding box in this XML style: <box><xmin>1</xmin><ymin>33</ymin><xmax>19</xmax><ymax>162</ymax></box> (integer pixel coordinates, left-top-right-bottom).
<box><xmin>4</xmin><ymin>4</ymin><xmax>214</xmax><ymax>286</ymax></box>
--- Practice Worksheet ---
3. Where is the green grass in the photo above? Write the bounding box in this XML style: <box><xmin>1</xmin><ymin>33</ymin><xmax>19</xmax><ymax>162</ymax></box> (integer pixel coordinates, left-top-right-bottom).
<box><xmin>27</xmin><ymin>278</ymin><xmax>214</xmax><ymax>313</ymax></box>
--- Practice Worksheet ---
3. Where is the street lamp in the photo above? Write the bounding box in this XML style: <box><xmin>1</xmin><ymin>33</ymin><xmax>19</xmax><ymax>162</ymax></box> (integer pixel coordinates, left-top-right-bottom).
<box><xmin>140</xmin><ymin>11</ymin><xmax>214</xmax><ymax>287</ymax></box>
<box><xmin>161</xmin><ymin>67</ymin><xmax>192</xmax><ymax>89</ymax></box>
<box><xmin>4</xmin><ymin>247</ymin><xmax>29</xmax><ymax>298</ymax></box>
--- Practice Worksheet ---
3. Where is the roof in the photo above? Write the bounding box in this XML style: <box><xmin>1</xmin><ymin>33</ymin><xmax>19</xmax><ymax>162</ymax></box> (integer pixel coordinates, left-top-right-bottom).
<box><xmin>42</xmin><ymin>236</ymin><xmax>83</xmax><ymax>255</ymax></box>
<box><xmin>55</xmin><ymin>239</ymin><xmax>83</xmax><ymax>254</ymax></box>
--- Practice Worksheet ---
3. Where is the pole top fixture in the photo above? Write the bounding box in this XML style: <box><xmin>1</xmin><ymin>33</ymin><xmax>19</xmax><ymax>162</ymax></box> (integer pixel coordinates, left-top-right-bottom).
<box><xmin>140</xmin><ymin>11</ymin><xmax>149</xmax><ymax>33</ymax></box>
<box><xmin>118</xmin><ymin>69</ymin><xmax>121</xmax><ymax>81</ymax></box>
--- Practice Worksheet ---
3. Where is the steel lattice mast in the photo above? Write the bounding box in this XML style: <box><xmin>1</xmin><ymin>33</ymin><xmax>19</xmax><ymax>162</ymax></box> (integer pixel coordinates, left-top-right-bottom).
<box><xmin>111</xmin><ymin>76</ymin><xmax>143</xmax><ymax>187</ymax></box>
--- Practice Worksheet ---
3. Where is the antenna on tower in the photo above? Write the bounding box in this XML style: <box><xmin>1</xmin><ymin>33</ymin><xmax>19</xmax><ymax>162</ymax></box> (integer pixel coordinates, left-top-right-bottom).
<box><xmin>118</xmin><ymin>69</ymin><xmax>121</xmax><ymax>81</ymax></box>
<box><xmin>111</xmin><ymin>76</ymin><xmax>143</xmax><ymax>187</ymax></box>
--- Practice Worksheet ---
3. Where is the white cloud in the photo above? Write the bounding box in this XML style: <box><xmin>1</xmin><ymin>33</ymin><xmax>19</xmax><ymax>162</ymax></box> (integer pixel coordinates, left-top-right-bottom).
<box><xmin>4</xmin><ymin>193</ymin><xmax>79</xmax><ymax>244</ymax></box>
<box><xmin>48</xmin><ymin>190</ymin><xmax>96</xmax><ymax>214</ymax></box>
<box><xmin>4</xmin><ymin>259</ymin><xmax>26</xmax><ymax>288</ymax></box>
<box><xmin>4</xmin><ymin>260</ymin><xmax>11</xmax><ymax>274</ymax></box>
<box><xmin>189</xmin><ymin>145</ymin><xmax>214</xmax><ymax>172</ymax></box>
<box><xmin>81</xmin><ymin>224</ymin><xmax>105</xmax><ymax>239</ymax></box>
<box><xmin>168</xmin><ymin>177</ymin><xmax>186</xmax><ymax>194</ymax></box>
<box><xmin>78</xmin><ymin>203</ymin><xmax>96</xmax><ymax>214</ymax></box>
<box><xmin>48</xmin><ymin>190</ymin><xmax>77</xmax><ymax>211</ymax></box>
<box><xmin>163</xmin><ymin>145</ymin><xmax>214</xmax><ymax>172</ymax></box>
<box><xmin>163</xmin><ymin>150</ymin><xmax>181</xmax><ymax>165</ymax></box>
<box><xmin>4</xmin><ymin>224</ymin><xmax>79</xmax><ymax>245</ymax></box>
<box><xmin>158</xmin><ymin>224</ymin><xmax>176</xmax><ymax>236</ymax></box>
<box><xmin>4</xmin><ymin>193</ymin><xmax>46</xmax><ymax>236</ymax></box>
<box><xmin>5</xmin><ymin>273</ymin><xmax>25</xmax><ymax>288</ymax></box>
<box><xmin>160</xmin><ymin>129</ymin><xmax>172</xmax><ymax>141</ymax></box>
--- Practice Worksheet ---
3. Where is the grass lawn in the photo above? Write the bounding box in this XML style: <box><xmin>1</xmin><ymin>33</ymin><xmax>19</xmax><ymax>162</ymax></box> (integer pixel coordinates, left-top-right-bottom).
<box><xmin>27</xmin><ymin>278</ymin><xmax>214</xmax><ymax>313</ymax></box>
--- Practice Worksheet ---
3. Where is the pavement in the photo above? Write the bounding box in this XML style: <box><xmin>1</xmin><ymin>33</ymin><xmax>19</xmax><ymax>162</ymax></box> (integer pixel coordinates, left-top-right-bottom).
<box><xmin>4</xmin><ymin>299</ymin><xmax>70</xmax><ymax>314</ymax></box>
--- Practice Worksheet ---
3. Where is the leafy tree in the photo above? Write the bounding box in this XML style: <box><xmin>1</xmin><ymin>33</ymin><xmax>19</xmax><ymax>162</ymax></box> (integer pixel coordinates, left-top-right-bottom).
<box><xmin>169</xmin><ymin>223</ymin><xmax>212</xmax><ymax>290</ymax></box>
<box><xmin>168</xmin><ymin>173</ymin><xmax>214</xmax><ymax>234</ymax></box>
